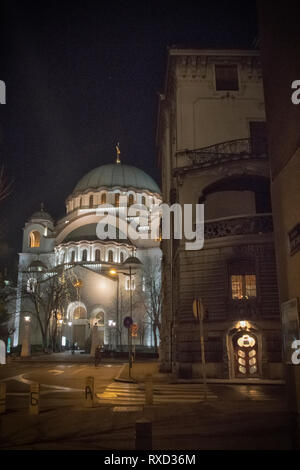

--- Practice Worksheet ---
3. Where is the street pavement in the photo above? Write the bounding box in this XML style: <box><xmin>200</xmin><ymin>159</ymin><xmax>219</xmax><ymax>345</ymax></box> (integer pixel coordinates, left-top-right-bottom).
<box><xmin>0</xmin><ymin>361</ymin><xmax>292</xmax><ymax>450</ymax></box>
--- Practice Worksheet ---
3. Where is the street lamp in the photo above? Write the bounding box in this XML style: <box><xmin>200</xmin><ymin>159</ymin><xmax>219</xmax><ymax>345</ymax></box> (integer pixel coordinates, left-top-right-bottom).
<box><xmin>68</xmin><ymin>321</ymin><xmax>72</xmax><ymax>350</ymax></box>
<box><xmin>21</xmin><ymin>315</ymin><xmax>31</xmax><ymax>357</ymax></box>
<box><xmin>108</xmin><ymin>320</ymin><xmax>116</xmax><ymax>350</ymax></box>
<box><xmin>114</xmin><ymin>256</ymin><xmax>142</xmax><ymax>377</ymax></box>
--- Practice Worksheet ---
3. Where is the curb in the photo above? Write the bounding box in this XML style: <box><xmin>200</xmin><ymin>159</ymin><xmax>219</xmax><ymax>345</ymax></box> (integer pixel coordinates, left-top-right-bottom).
<box><xmin>113</xmin><ymin>363</ymin><xmax>138</xmax><ymax>384</ymax></box>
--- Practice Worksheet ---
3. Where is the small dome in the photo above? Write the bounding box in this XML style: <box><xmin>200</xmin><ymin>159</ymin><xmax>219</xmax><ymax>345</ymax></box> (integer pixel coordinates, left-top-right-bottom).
<box><xmin>122</xmin><ymin>256</ymin><xmax>142</xmax><ymax>267</ymax></box>
<box><xmin>29</xmin><ymin>204</ymin><xmax>53</xmax><ymax>222</ymax></box>
<box><xmin>73</xmin><ymin>163</ymin><xmax>161</xmax><ymax>195</ymax></box>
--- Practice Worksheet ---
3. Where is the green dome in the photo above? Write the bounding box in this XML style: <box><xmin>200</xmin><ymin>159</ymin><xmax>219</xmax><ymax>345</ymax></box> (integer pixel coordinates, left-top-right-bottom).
<box><xmin>73</xmin><ymin>163</ymin><xmax>160</xmax><ymax>195</ymax></box>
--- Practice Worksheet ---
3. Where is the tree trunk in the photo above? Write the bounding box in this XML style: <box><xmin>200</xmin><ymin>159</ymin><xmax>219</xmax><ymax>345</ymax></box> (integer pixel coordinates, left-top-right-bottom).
<box><xmin>153</xmin><ymin>323</ymin><xmax>158</xmax><ymax>353</ymax></box>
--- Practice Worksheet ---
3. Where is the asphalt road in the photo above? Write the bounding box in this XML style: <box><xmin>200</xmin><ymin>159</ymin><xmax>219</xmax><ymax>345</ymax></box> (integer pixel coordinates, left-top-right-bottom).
<box><xmin>0</xmin><ymin>362</ymin><xmax>291</xmax><ymax>450</ymax></box>
<box><xmin>0</xmin><ymin>362</ymin><xmax>123</xmax><ymax>411</ymax></box>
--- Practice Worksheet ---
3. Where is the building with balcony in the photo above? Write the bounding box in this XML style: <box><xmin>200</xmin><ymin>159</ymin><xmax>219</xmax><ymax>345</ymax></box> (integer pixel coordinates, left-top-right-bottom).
<box><xmin>157</xmin><ymin>48</ymin><xmax>282</xmax><ymax>379</ymax></box>
<box><xmin>13</xmin><ymin>157</ymin><xmax>161</xmax><ymax>352</ymax></box>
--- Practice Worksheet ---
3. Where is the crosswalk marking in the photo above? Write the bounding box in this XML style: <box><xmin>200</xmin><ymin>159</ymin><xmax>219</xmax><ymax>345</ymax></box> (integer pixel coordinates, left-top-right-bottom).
<box><xmin>97</xmin><ymin>382</ymin><xmax>217</xmax><ymax>405</ymax></box>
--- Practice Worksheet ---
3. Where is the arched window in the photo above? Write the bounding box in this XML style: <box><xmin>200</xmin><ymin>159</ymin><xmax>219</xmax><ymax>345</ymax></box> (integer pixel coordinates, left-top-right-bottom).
<box><xmin>95</xmin><ymin>311</ymin><xmax>105</xmax><ymax>326</ymax></box>
<box><xmin>120</xmin><ymin>252</ymin><xmax>124</xmax><ymax>264</ymax></box>
<box><xmin>73</xmin><ymin>306</ymin><xmax>87</xmax><ymax>320</ymax></box>
<box><xmin>29</xmin><ymin>231</ymin><xmax>41</xmax><ymax>248</ymax></box>
<box><xmin>79</xmin><ymin>198</ymin><xmax>83</xmax><ymax>208</ymax></box>
<box><xmin>95</xmin><ymin>249</ymin><xmax>101</xmax><ymax>262</ymax></box>
<box><xmin>141</xmin><ymin>196</ymin><xmax>146</xmax><ymax>206</ymax></box>
<box><xmin>101</xmin><ymin>193</ymin><xmax>107</xmax><ymax>204</ymax></box>
<box><xmin>89</xmin><ymin>195</ymin><xmax>94</xmax><ymax>208</ymax></box>
<box><xmin>125</xmin><ymin>277</ymin><xmax>135</xmax><ymax>291</ymax></box>
<box><xmin>108</xmin><ymin>250</ymin><xmax>114</xmax><ymax>263</ymax></box>
<box><xmin>70</xmin><ymin>251</ymin><xmax>76</xmax><ymax>263</ymax></box>
<box><xmin>115</xmin><ymin>193</ymin><xmax>120</xmax><ymax>207</ymax></box>
<box><xmin>82</xmin><ymin>249</ymin><xmax>88</xmax><ymax>262</ymax></box>
<box><xmin>128</xmin><ymin>194</ymin><xmax>134</xmax><ymax>207</ymax></box>
<box><xmin>27</xmin><ymin>278</ymin><xmax>37</xmax><ymax>293</ymax></box>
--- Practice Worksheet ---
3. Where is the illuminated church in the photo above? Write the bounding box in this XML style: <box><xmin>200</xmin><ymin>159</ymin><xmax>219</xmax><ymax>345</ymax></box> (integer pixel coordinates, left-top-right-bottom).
<box><xmin>13</xmin><ymin>152</ymin><xmax>162</xmax><ymax>352</ymax></box>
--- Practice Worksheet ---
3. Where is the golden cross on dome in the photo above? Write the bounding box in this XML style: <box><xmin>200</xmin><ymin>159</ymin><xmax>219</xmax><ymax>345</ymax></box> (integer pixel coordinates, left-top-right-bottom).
<box><xmin>116</xmin><ymin>142</ymin><xmax>121</xmax><ymax>164</ymax></box>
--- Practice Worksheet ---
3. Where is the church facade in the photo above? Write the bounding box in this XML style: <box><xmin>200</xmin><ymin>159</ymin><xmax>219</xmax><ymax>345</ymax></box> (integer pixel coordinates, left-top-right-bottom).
<box><xmin>13</xmin><ymin>160</ymin><xmax>161</xmax><ymax>352</ymax></box>
<box><xmin>157</xmin><ymin>48</ymin><xmax>282</xmax><ymax>379</ymax></box>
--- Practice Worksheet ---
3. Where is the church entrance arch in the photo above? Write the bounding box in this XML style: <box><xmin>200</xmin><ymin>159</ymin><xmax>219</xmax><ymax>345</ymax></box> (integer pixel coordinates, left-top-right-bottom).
<box><xmin>67</xmin><ymin>301</ymin><xmax>88</xmax><ymax>349</ymax></box>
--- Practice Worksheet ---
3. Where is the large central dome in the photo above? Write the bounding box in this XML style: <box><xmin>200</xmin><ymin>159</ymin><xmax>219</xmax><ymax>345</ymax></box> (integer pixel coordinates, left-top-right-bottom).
<box><xmin>73</xmin><ymin>163</ymin><xmax>160</xmax><ymax>194</ymax></box>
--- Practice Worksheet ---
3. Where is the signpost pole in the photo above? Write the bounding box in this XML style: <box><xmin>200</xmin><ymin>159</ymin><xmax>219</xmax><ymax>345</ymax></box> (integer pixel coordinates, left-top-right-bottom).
<box><xmin>193</xmin><ymin>298</ymin><xmax>207</xmax><ymax>399</ymax></box>
<box><xmin>198</xmin><ymin>300</ymin><xmax>207</xmax><ymax>399</ymax></box>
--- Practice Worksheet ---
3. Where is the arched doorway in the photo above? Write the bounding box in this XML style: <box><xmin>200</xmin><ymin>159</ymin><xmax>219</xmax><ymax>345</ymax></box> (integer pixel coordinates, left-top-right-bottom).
<box><xmin>227</xmin><ymin>322</ymin><xmax>262</xmax><ymax>379</ymax></box>
<box><xmin>67</xmin><ymin>302</ymin><xmax>88</xmax><ymax>349</ymax></box>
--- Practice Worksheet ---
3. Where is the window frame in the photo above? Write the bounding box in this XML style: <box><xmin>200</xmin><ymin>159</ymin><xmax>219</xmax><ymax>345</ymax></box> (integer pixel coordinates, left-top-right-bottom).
<box><xmin>215</xmin><ymin>64</ymin><xmax>239</xmax><ymax>92</ymax></box>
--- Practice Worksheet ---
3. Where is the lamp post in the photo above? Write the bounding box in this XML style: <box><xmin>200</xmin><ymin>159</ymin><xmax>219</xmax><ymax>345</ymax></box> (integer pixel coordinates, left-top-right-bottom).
<box><xmin>68</xmin><ymin>321</ymin><xmax>72</xmax><ymax>349</ymax></box>
<box><xmin>108</xmin><ymin>320</ymin><xmax>116</xmax><ymax>350</ymax></box>
<box><xmin>21</xmin><ymin>315</ymin><xmax>31</xmax><ymax>357</ymax></box>
<box><xmin>110</xmin><ymin>256</ymin><xmax>142</xmax><ymax>378</ymax></box>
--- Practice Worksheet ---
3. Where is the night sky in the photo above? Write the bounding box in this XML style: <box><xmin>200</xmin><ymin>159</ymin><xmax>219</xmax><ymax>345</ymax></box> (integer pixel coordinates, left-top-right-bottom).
<box><xmin>0</xmin><ymin>1</ymin><xmax>258</xmax><ymax>278</ymax></box>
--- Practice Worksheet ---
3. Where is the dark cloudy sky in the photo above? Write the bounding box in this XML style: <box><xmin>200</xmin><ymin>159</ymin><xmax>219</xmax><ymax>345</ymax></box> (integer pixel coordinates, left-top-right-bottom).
<box><xmin>0</xmin><ymin>0</ymin><xmax>258</xmax><ymax>277</ymax></box>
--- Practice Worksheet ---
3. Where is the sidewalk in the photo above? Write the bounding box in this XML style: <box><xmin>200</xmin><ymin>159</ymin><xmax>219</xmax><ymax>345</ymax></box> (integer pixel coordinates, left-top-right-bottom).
<box><xmin>115</xmin><ymin>361</ymin><xmax>285</xmax><ymax>385</ymax></box>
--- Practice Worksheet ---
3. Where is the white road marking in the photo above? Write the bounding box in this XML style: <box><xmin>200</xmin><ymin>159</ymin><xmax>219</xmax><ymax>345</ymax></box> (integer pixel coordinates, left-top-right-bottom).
<box><xmin>97</xmin><ymin>382</ymin><xmax>218</xmax><ymax>405</ymax></box>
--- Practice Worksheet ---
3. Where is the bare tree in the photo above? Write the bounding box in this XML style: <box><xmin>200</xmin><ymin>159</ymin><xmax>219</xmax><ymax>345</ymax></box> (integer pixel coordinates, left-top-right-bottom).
<box><xmin>138</xmin><ymin>256</ymin><xmax>162</xmax><ymax>352</ymax></box>
<box><xmin>19</xmin><ymin>267</ymin><xmax>78</xmax><ymax>352</ymax></box>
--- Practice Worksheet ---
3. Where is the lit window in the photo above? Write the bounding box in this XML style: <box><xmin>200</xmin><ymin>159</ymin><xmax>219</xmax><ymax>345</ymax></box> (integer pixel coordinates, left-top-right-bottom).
<box><xmin>231</xmin><ymin>274</ymin><xmax>257</xmax><ymax>299</ymax></box>
<box><xmin>128</xmin><ymin>194</ymin><xmax>134</xmax><ymax>207</ymax></box>
<box><xmin>101</xmin><ymin>193</ymin><xmax>106</xmax><ymax>204</ymax></box>
<box><xmin>231</xmin><ymin>275</ymin><xmax>243</xmax><ymax>299</ymax></box>
<box><xmin>89</xmin><ymin>195</ymin><xmax>94</xmax><ymax>208</ymax></box>
<box><xmin>215</xmin><ymin>64</ymin><xmax>239</xmax><ymax>91</ymax></box>
<box><xmin>141</xmin><ymin>196</ymin><xmax>146</xmax><ymax>206</ymax></box>
<box><xmin>115</xmin><ymin>193</ymin><xmax>120</xmax><ymax>207</ymax></box>
<box><xmin>245</xmin><ymin>274</ymin><xmax>257</xmax><ymax>298</ymax></box>
<box><xmin>237</xmin><ymin>334</ymin><xmax>256</xmax><ymax>348</ymax></box>
<box><xmin>29</xmin><ymin>231</ymin><xmax>41</xmax><ymax>248</ymax></box>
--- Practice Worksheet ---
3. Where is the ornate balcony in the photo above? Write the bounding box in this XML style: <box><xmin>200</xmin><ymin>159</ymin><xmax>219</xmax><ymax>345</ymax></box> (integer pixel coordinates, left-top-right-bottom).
<box><xmin>174</xmin><ymin>137</ymin><xmax>268</xmax><ymax>174</ymax></box>
<box><xmin>204</xmin><ymin>214</ymin><xmax>273</xmax><ymax>240</ymax></box>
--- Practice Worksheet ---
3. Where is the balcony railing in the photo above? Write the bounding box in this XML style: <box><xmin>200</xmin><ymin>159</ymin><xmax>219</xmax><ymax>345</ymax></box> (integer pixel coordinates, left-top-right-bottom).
<box><xmin>204</xmin><ymin>214</ymin><xmax>273</xmax><ymax>240</ymax></box>
<box><xmin>175</xmin><ymin>137</ymin><xmax>268</xmax><ymax>172</ymax></box>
